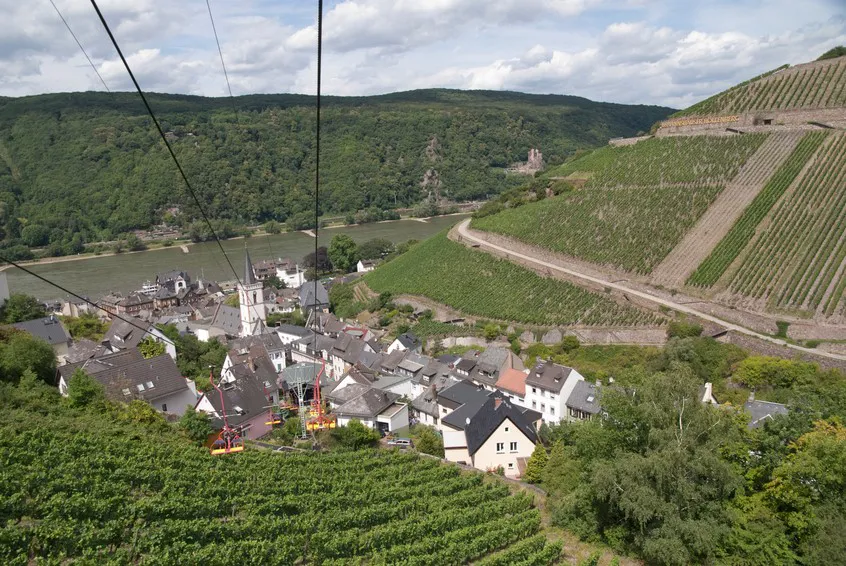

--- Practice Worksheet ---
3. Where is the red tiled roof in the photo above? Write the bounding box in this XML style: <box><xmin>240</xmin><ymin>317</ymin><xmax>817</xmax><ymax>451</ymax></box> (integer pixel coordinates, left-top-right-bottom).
<box><xmin>496</xmin><ymin>368</ymin><xmax>527</xmax><ymax>396</ymax></box>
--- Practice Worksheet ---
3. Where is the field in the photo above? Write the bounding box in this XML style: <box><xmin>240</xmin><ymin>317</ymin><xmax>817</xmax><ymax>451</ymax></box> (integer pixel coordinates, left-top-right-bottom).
<box><xmin>0</xmin><ymin>384</ymin><xmax>559</xmax><ymax>565</ymax></box>
<box><xmin>729</xmin><ymin>132</ymin><xmax>846</xmax><ymax>316</ymax></box>
<box><xmin>687</xmin><ymin>131</ymin><xmax>829</xmax><ymax>287</ymax></box>
<box><xmin>672</xmin><ymin>57</ymin><xmax>846</xmax><ymax>117</ymax></box>
<box><xmin>545</xmin><ymin>133</ymin><xmax>768</xmax><ymax>187</ymax></box>
<box><xmin>472</xmin><ymin>184</ymin><xmax>723</xmax><ymax>274</ymax></box>
<box><xmin>364</xmin><ymin>232</ymin><xmax>660</xmax><ymax>326</ymax></box>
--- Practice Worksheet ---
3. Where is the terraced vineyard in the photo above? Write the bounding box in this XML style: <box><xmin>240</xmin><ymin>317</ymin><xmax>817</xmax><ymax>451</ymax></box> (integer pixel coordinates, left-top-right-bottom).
<box><xmin>687</xmin><ymin>131</ymin><xmax>829</xmax><ymax>287</ymax></box>
<box><xmin>672</xmin><ymin>56</ymin><xmax>846</xmax><ymax>117</ymax></box>
<box><xmin>472</xmin><ymin>184</ymin><xmax>723</xmax><ymax>274</ymax></box>
<box><xmin>0</xmin><ymin>388</ymin><xmax>560</xmax><ymax>565</ymax></box>
<box><xmin>546</xmin><ymin>133</ymin><xmax>767</xmax><ymax>187</ymax></box>
<box><xmin>365</xmin><ymin>232</ymin><xmax>660</xmax><ymax>326</ymax></box>
<box><xmin>729</xmin><ymin>132</ymin><xmax>846</xmax><ymax>316</ymax></box>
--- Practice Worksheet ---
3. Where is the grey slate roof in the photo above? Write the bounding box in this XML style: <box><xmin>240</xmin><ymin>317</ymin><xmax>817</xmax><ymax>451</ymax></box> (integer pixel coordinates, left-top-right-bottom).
<box><xmin>12</xmin><ymin>316</ymin><xmax>70</xmax><ymax>346</ymax></box>
<box><xmin>438</xmin><ymin>380</ymin><xmax>488</xmax><ymax>410</ymax></box>
<box><xmin>394</xmin><ymin>332</ymin><xmax>420</xmax><ymax>349</ymax></box>
<box><xmin>462</xmin><ymin>395</ymin><xmax>539</xmax><ymax>456</ymax></box>
<box><xmin>299</xmin><ymin>282</ymin><xmax>329</xmax><ymax>310</ymax></box>
<box><xmin>326</xmin><ymin>382</ymin><xmax>372</xmax><ymax>404</ymax></box>
<box><xmin>203</xmin><ymin>374</ymin><xmax>268</xmax><ymax>427</ymax></box>
<box><xmin>229</xmin><ymin>333</ymin><xmax>284</xmax><ymax>354</ymax></box>
<box><xmin>566</xmin><ymin>380</ymin><xmax>600</xmax><ymax>415</ymax></box>
<box><xmin>93</xmin><ymin>353</ymin><xmax>189</xmax><ymax>402</ymax></box>
<box><xmin>210</xmin><ymin>304</ymin><xmax>241</xmax><ymax>336</ymax></box>
<box><xmin>65</xmin><ymin>338</ymin><xmax>104</xmax><ymax>364</ymax></box>
<box><xmin>412</xmin><ymin>375</ymin><xmax>461</xmax><ymax>417</ymax></box>
<box><xmin>744</xmin><ymin>399</ymin><xmax>789</xmax><ymax>428</ymax></box>
<box><xmin>335</xmin><ymin>387</ymin><xmax>401</xmax><ymax>419</ymax></box>
<box><xmin>58</xmin><ymin>348</ymin><xmax>145</xmax><ymax>382</ymax></box>
<box><xmin>526</xmin><ymin>361</ymin><xmax>574</xmax><ymax>393</ymax></box>
<box><xmin>276</xmin><ymin>324</ymin><xmax>311</xmax><ymax>338</ymax></box>
<box><xmin>102</xmin><ymin>317</ymin><xmax>152</xmax><ymax>350</ymax></box>
<box><xmin>244</xmin><ymin>249</ymin><xmax>257</xmax><ymax>285</ymax></box>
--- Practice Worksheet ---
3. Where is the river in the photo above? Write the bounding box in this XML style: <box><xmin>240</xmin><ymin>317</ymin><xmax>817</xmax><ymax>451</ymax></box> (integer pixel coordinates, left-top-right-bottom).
<box><xmin>5</xmin><ymin>215</ymin><xmax>467</xmax><ymax>301</ymax></box>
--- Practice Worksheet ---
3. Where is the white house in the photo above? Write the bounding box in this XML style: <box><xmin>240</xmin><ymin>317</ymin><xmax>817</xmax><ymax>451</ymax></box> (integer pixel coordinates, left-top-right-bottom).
<box><xmin>442</xmin><ymin>395</ymin><xmax>538</xmax><ymax>478</ymax></box>
<box><xmin>387</xmin><ymin>332</ymin><xmax>421</xmax><ymax>354</ymax></box>
<box><xmin>356</xmin><ymin>259</ymin><xmax>377</xmax><ymax>273</ymax></box>
<box><xmin>277</xmin><ymin>260</ymin><xmax>306</xmax><ymax>289</ymax></box>
<box><xmin>524</xmin><ymin>361</ymin><xmax>584</xmax><ymax>424</ymax></box>
<box><xmin>333</xmin><ymin>387</ymin><xmax>409</xmax><ymax>435</ymax></box>
<box><xmin>276</xmin><ymin>324</ymin><xmax>312</xmax><ymax>346</ymax></box>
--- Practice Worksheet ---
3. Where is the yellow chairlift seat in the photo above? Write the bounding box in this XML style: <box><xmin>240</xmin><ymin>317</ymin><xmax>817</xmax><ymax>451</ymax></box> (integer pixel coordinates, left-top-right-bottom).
<box><xmin>211</xmin><ymin>444</ymin><xmax>245</xmax><ymax>456</ymax></box>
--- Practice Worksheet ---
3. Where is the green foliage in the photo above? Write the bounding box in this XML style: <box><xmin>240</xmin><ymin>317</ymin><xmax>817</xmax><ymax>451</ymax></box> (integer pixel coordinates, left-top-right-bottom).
<box><xmin>65</xmin><ymin>368</ymin><xmax>105</xmax><ymax>408</ymax></box>
<box><xmin>473</xmin><ymin>183</ymin><xmax>723</xmax><ymax>274</ymax></box>
<box><xmin>138</xmin><ymin>336</ymin><xmax>166</xmax><ymax>359</ymax></box>
<box><xmin>817</xmin><ymin>45</ymin><xmax>846</xmax><ymax>60</ymax></box>
<box><xmin>178</xmin><ymin>406</ymin><xmax>214</xmax><ymax>445</ymax></box>
<box><xmin>545</xmin><ymin>134</ymin><xmax>767</xmax><ymax>188</ymax></box>
<box><xmin>667</xmin><ymin>319</ymin><xmax>703</xmax><ymax>339</ymax></box>
<box><xmin>523</xmin><ymin>443</ymin><xmax>548</xmax><ymax>483</ymax></box>
<box><xmin>263</xmin><ymin>220</ymin><xmax>282</xmax><ymax>234</ymax></box>
<box><xmin>689</xmin><ymin>132</ymin><xmax>828</xmax><ymax>287</ymax></box>
<box><xmin>733</xmin><ymin>356</ymin><xmax>819</xmax><ymax>389</ymax></box>
<box><xmin>409</xmin><ymin>424</ymin><xmax>444</xmax><ymax>458</ymax></box>
<box><xmin>266</xmin><ymin>310</ymin><xmax>305</xmax><ymax>327</ymax></box>
<box><xmin>0</xmin><ymin>293</ymin><xmax>47</xmax><ymax>323</ymax></box>
<box><xmin>483</xmin><ymin>323</ymin><xmax>502</xmax><ymax>341</ymax></box>
<box><xmin>330</xmin><ymin>420</ymin><xmax>382</xmax><ymax>450</ymax></box>
<box><xmin>223</xmin><ymin>293</ymin><xmax>239</xmax><ymax>307</ymax></box>
<box><xmin>20</xmin><ymin>223</ymin><xmax>49</xmax><ymax>247</ymax></box>
<box><xmin>0</xmin><ymin>328</ymin><xmax>56</xmax><ymax>384</ymax></box>
<box><xmin>328</xmin><ymin>234</ymin><xmax>360</xmax><ymax>273</ymax></box>
<box><xmin>775</xmin><ymin>320</ymin><xmax>790</xmax><ymax>338</ymax></box>
<box><xmin>560</xmin><ymin>335</ymin><xmax>580</xmax><ymax>352</ymax></box>
<box><xmin>0</xmin><ymin>378</ymin><xmax>549</xmax><ymax>564</ymax></box>
<box><xmin>156</xmin><ymin>325</ymin><xmax>227</xmax><ymax>390</ymax></box>
<box><xmin>264</xmin><ymin>274</ymin><xmax>285</xmax><ymax>289</ymax></box>
<box><xmin>358</xmin><ymin>237</ymin><xmax>395</xmax><ymax>260</ymax></box>
<box><xmin>365</xmin><ymin>232</ymin><xmax>659</xmax><ymax>326</ymax></box>
<box><xmin>61</xmin><ymin>313</ymin><xmax>108</xmax><ymax>341</ymax></box>
<box><xmin>0</xmin><ymin>90</ymin><xmax>670</xmax><ymax>256</ymax></box>
<box><xmin>728</xmin><ymin>134</ymin><xmax>846</xmax><ymax>316</ymax></box>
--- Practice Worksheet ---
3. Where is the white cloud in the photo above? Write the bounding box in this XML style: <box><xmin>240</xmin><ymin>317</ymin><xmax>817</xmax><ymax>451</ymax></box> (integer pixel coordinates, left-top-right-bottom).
<box><xmin>0</xmin><ymin>0</ymin><xmax>843</xmax><ymax>107</ymax></box>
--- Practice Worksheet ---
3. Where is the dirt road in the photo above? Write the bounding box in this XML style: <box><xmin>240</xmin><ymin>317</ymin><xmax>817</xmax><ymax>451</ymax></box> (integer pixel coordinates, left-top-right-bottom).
<box><xmin>455</xmin><ymin>219</ymin><xmax>846</xmax><ymax>362</ymax></box>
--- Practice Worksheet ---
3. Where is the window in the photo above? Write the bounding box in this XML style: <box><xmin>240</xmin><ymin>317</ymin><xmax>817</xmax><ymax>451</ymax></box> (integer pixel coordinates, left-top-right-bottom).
<box><xmin>136</xmin><ymin>383</ymin><xmax>145</xmax><ymax>392</ymax></box>
<box><xmin>541</xmin><ymin>404</ymin><xmax>546</xmax><ymax>412</ymax></box>
<box><xmin>145</xmin><ymin>381</ymin><xmax>155</xmax><ymax>389</ymax></box>
<box><xmin>504</xmin><ymin>426</ymin><xmax>510</xmax><ymax>432</ymax></box>
<box><xmin>507</xmin><ymin>462</ymin><xmax>514</xmax><ymax>469</ymax></box>
<box><xmin>531</xmin><ymin>401</ymin><xmax>537</xmax><ymax>409</ymax></box>
<box><xmin>161</xmin><ymin>404</ymin><xmax>168</xmax><ymax>412</ymax></box>
<box><xmin>496</xmin><ymin>442</ymin><xmax>504</xmax><ymax>453</ymax></box>
<box><xmin>122</xmin><ymin>388</ymin><xmax>131</xmax><ymax>396</ymax></box>
<box><xmin>532</xmin><ymin>387</ymin><xmax>537</xmax><ymax>394</ymax></box>
<box><xmin>550</xmin><ymin>407</ymin><xmax>555</xmax><ymax>416</ymax></box>
<box><xmin>442</xmin><ymin>407</ymin><xmax>447</xmax><ymax>414</ymax></box>
<box><xmin>509</xmin><ymin>442</ymin><xmax>517</xmax><ymax>452</ymax></box>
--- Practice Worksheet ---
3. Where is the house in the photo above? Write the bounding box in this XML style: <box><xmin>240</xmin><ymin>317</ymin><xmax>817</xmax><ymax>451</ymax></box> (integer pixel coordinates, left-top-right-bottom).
<box><xmin>202</xmin><ymin>303</ymin><xmax>241</xmax><ymax>340</ymax></box>
<box><xmin>565</xmin><ymin>380</ymin><xmax>601</xmax><ymax>421</ymax></box>
<box><xmin>525</xmin><ymin>361</ymin><xmax>585</xmax><ymax>424</ymax></box>
<box><xmin>356</xmin><ymin>259</ymin><xmax>378</xmax><ymax>273</ymax></box>
<box><xmin>466</xmin><ymin>346</ymin><xmax>522</xmax><ymax>391</ymax></box>
<box><xmin>333</xmin><ymin>387</ymin><xmax>408</xmax><ymax>434</ymax></box>
<box><xmin>194</xmin><ymin>371</ymin><xmax>272</xmax><ymax>440</ymax></box>
<box><xmin>276</xmin><ymin>324</ymin><xmax>312</xmax><ymax>345</ymax></box>
<box><xmin>12</xmin><ymin>316</ymin><xmax>72</xmax><ymax>363</ymax></box>
<box><xmin>291</xmin><ymin>333</ymin><xmax>336</xmax><ymax>366</ymax></box>
<box><xmin>58</xmin><ymin>349</ymin><xmax>198</xmax><ymax>415</ymax></box>
<box><xmin>495</xmin><ymin>368</ymin><xmax>529</xmax><ymax>407</ymax></box>
<box><xmin>442</xmin><ymin>394</ymin><xmax>539</xmax><ymax>478</ymax></box>
<box><xmin>223</xmin><ymin>334</ymin><xmax>286</xmax><ymax>379</ymax></box>
<box><xmin>744</xmin><ymin>394</ymin><xmax>789</xmax><ymax>429</ymax></box>
<box><xmin>276</xmin><ymin>258</ymin><xmax>306</xmax><ymax>289</ymax></box>
<box><xmin>387</xmin><ymin>332</ymin><xmax>421</xmax><ymax>354</ymax></box>
<box><xmin>299</xmin><ymin>281</ymin><xmax>329</xmax><ymax>313</ymax></box>
<box><xmin>101</xmin><ymin>317</ymin><xmax>176</xmax><ymax>360</ymax></box>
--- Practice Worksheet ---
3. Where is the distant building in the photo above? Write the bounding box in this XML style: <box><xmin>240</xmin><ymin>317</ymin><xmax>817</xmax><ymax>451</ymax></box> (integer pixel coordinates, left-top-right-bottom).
<box><xmin>12</xmin><ymin>316</ymin><xmax>71</xmax><ymax>363</ymax></box>
<box><xmin>238</xmin><ymin>250</ymin><xmax>267</xmax><ymax>337</ymax></box>
<box><xmin>744</xmin><ymin>393</ymin><xmax>789</xmax><ymax>429</ymax></box>
<box><xmin>356</xmin><ymin>259</ymin><xmax>378</xmax><ymax>273</ymax></box>
<box><xmin>299</xmin><ymin>281</ymin><xmax>329</xmax><ymax>314</ymax></box>
<box><xmin>525</xmin><ymin>361</ymin><xmax>585</xmax><ymax>424</ymax></box>
<box><xmin>387</xmin><ymin>332</ymin><xmax>421</xmax><ymax>354</ymax></box>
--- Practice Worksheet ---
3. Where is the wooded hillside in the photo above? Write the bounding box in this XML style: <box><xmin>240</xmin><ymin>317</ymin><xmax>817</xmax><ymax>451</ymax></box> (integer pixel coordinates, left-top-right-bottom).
<box><xmin>0</xmin><ymin>89</ymin><xmax>671</xmax><ymax>257</ymax></box>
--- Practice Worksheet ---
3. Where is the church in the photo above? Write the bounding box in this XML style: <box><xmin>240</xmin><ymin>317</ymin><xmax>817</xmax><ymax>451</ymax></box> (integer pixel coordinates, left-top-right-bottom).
<box><xmin>239</xmin><ymin>250</ymin><xmax>268</xmax><ymax>337</ymax></box>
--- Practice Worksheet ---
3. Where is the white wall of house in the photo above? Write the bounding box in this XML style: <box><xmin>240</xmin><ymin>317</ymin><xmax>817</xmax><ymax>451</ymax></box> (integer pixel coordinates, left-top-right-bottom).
<box><xmin>471</xmin><ymin>418</ymin><xmax>535</xmax><ymax>478</ymax></box>
<box><xmin>277</xmin><ymin>329</ymin><xmax>308</xmax><ymax>345</ymax></box>
<box><xmin>416</xmin><ymin>410</ymin><xmax>439</xmax><ymax>427</ymax></box>
<box><xmin>356</xmin><ymin>260</ymin><xmax>375</xmax><ymax>273</ymax></box>
<box><xmin>525</xmin><ymin>370</ymin><xmax>584</xmax><ymax>424</ymax></box>
<box><xmin>337</xmin><ymin>415</ymin><xmax>376</xmax><ymax>429</ymax></box>
<box><xmin>386</xmin><ymin>339</ymin><xmax>407</xmax><ymax>354</ymax></box>
<box><xmin>149</xmin><ymin>327</ymin><xmax>177</xmax><ymax>360</ymax></box>
<box><xmin>154</xmin><ymin>387</ymin><xmax>199</xmax><ymax>416</ymax></box>
<box><xmin>278</xmin><ymin>267</ymin><xmax>306</xmax><ymax>289</ymax></box>
<box><xmin>377</xmin><ymin>404</ymin><xmax>409</xmax><ymax>432</ymax></box>
<box><xmin>375</xmin><ymin>377</ymin><xmax>414</xmax><ymax>398</ymax></box>
<box><xmin>443</xmin><ymin>430</ymin><xmax>470</xmax><ymax>465</ymax></box>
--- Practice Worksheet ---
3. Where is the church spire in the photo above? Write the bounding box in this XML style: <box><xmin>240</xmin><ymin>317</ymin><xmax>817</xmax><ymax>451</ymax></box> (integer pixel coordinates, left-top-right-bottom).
<box><xmin>244</xmin><ymin>247</ymin><xmax>256</xmax><ymax>285</ymax></box>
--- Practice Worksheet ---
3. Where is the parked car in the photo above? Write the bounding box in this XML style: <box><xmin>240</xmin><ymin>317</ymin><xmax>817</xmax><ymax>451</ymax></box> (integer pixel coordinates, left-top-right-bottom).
<box><xmin>387</xmin><ymin>438</ymin><xmax>414</xmax><ymax>448</ymax></box>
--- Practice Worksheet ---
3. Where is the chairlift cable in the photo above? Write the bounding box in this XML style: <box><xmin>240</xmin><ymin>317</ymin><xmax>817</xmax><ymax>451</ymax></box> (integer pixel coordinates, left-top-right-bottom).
<box><xmin>48</xmin><ymin>0</ymin><xmax>111</xmax><ymax>92</ymax></box>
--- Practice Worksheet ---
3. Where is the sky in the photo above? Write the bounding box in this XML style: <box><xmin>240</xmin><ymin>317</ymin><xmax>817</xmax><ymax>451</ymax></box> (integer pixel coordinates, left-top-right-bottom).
<box><xmin>1</xmin><ymin>0</ymin><xmax>844</xmax><ymax>108</ymax></box>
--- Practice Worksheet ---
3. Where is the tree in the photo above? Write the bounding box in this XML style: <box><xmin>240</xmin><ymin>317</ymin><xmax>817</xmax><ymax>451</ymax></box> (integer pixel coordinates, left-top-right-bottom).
<box><xmin>667</xmin><ymin>319</ymin><xmax>703</xmax><ymax>339</ymax></box>
<box><xmin>66</xmin><ymin>368</ymin><xmax>106</xmax><ymax>408</ymax></box>
<box><xmin>523</xmin><ymin>443</ymin><xmax>548</xmax><ymax>483</ymax></box>
<box><xmin>483</xmin><ymin>323</ymin><xmax>501</xmax><ymax>341</ymax></box>
<box><xmin>178</xmin><ymin>406</ymin><xmax>214</xmax><ymax>445</ymax></box>
<box><xmin>358</xmin><ymin>238</ymin><xmax>395</xmax><ymax>260</ymax></box>
<box><xmin>263</xmin><ymin>220</ymin><xmax>282</xmax><ymax>234</ymax></box>
<box><xmin>62</xmin><ymin>313</ymin><xmax>108</xmax><ymax>341</ymax></box>
<box><xmin>0</xmin><ymin>293</ymin><xmax>47</xmax><ymax>323</ymax></box>
<box><xmin>559</xmin><ymin>335</ymin><xmax>580</xmax><ymax>353</ymax></box>
<box><xmin>330</xmin><ymin>419</ymin><xmax>381</xmax><ymax>450</ymax></box>
<box><xmin>264</xmin><ymin>274</ymin><xmax>285</xmax><ymax>289</ymax></box>
<box><xmin>0</xmin><ymin>328</ymin><xmax>57</xmax><ymax>384</ymax></box>
<box><xmin>411</xmin><ymin>424</ymin><xmax>444</xmax><ymax>457</ymax></box>
<box><xmin>20</xmin><ymin>224</ymin><xmax>50</xmax><ymax>247</ymax></box>
<box><xmin>302</xmin><ymin>246</ymin><xmax>332</xmax><ymax>273</ymax></box>
<box><xmin>139</xmin><ymin>337</ymin><xmax>166</xmax><ymax>359</ymax></box>
<box><xmin>328</xmin><ymin>234</ymin><xmax>360</xmax><ymax>273</ymax></box>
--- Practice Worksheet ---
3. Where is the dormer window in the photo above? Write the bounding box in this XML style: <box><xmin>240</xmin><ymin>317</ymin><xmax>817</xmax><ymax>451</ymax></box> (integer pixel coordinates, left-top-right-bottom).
<box><xmin>136</xmin><ymin>383</ymin><xmax>145</xmax><ymax>392</ymax></box>
<box><xmin>587</xmin><ymin>395</ymin><xmax>595</xmax><ymax>403</ymax></box>
<box><xmin>145</xmin><ymin>381</ymin><xmax>155</xmax><ymax>389</ymax></box>
<box><xmin>122</xmin><ymin>388</ymin><xmax>131</xmax><ymax>396</ymax></box>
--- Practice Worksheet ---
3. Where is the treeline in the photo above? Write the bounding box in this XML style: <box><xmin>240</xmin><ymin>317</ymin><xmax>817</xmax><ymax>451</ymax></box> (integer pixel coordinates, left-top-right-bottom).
<box><xmin>524</xmin><ymin>335</ymin><xmax>846</xmax><ymax>565</ymax></box>
<box><xmin>0</xmin><ymin>89</ymin><xmax>671</xmax><ymax>259</ymax></box>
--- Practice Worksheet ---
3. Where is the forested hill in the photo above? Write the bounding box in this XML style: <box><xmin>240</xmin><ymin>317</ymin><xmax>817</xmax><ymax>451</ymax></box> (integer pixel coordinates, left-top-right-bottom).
<box><xmin>0</xmin><ymin>89</ymin><xmax>671</xmax><ymax>254</ymax></box>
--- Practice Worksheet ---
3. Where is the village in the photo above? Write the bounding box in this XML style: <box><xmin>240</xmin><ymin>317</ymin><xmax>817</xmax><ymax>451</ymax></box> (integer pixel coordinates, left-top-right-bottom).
<box><xmin>2</xmin><ymin>246</ymin><xmax>783</xmax><ymax>480</ymax></box>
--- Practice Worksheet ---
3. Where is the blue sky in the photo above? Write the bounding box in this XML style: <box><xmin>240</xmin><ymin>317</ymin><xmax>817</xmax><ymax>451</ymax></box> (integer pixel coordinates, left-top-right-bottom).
<box><xmin>0</xmin><ymin>0</ymin><xmax>844</xmax><ymax>107</ymax></box>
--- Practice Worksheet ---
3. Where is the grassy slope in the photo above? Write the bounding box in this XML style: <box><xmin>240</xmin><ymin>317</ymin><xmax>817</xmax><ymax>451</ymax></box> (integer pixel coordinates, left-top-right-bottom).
<box><xmin>364</xmin><ymin>231</ymin><xmax>660</xmax><ymax>326</ymax></box>
<box><xmin>0</xmin><ymin>382</ymin><xmax>556</xmax><ymax>565</ymax></box>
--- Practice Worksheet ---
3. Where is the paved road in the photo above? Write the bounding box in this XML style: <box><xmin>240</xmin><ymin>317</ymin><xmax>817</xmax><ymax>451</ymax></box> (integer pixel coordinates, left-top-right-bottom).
<box><xmin>455</xmin><ymin>219</ymin><xmax>846</xmax><ymax>362</ymax></box>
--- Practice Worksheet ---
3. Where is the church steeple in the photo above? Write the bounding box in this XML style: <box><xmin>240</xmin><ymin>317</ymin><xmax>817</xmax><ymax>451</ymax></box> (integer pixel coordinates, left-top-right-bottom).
<box><xmin>244</xmin><ymin>248</ymin><xmax>257</xmax><ymax>285</ymax></box>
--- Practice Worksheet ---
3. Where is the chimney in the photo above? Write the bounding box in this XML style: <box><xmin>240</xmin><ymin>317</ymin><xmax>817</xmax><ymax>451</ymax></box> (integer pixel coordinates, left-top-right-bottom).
<box><xmin>494</xmin><ymin>398</ymin><xmax>502</xmax><ymax>410</ymax></box>
<box><xmin>748</xmin><ymin>391</ymin><xmax>755</xmax><ymax>402</ymax></box>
